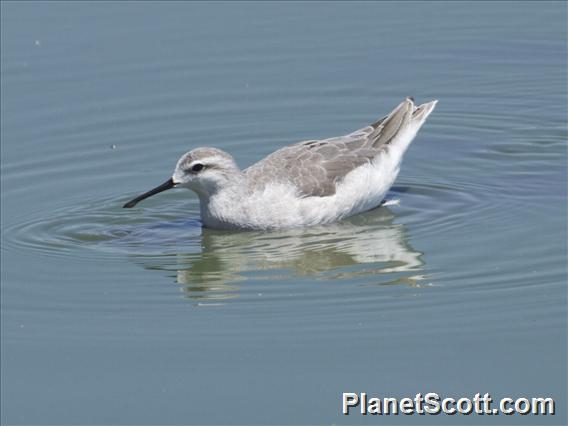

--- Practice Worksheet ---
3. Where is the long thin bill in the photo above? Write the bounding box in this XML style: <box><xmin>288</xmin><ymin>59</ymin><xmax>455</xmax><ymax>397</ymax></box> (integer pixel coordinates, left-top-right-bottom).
<box><xmin>123</xmin><ymin>178</ymin><xmax>175</xmax><ymax>208</ymax></box>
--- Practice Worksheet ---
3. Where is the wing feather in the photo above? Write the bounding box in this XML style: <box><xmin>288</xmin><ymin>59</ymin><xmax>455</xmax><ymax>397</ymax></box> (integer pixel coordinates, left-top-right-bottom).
<box><xmin>244</xmin><ymin>99</ymin><xmax>413</xmax><ymax>197</ymax></box>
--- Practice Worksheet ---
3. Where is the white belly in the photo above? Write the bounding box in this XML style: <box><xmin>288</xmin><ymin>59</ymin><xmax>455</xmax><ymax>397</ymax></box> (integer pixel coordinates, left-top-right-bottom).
<box><xmin>200</xmin><ymin>148</ymin><xmax>403</xmax><ymax>230</ymax></box>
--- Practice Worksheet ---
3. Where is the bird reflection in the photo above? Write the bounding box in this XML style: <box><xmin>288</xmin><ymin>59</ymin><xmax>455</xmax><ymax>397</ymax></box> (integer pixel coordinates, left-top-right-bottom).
<box><xmin>138</xmin><ymin>206</ymin><xmax>426</xmax><ymax>302</ymax></box>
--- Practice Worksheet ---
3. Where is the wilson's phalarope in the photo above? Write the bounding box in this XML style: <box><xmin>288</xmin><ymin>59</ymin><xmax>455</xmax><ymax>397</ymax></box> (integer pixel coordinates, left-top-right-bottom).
<box><xmin>123</xmin><ymin>98</ymin><xmax>437</xmax><ymax>229</ymax></box>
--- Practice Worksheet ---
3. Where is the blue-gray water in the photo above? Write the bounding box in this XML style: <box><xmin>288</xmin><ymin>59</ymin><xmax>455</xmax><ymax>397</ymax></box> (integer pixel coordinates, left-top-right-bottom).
<box><xmin>1</xmin><ymin>2</ymin><xmax>566</xmax><ymax>425</ymax></box>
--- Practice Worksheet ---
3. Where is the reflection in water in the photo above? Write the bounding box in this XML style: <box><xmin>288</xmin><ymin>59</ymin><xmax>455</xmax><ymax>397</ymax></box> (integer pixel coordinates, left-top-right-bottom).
<box><xmin>2</xmin><ymin>191</ymin><xmax>427</xmax><ymax>304</ymax></box>
<box><xmin>138</xmin><ymin>207</ymin><xmax>426</xmax><ymax>303</ymax></box>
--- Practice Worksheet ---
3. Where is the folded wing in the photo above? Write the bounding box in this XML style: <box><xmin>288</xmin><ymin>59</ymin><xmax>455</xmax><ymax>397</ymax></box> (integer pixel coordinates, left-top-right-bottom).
<box><xmin>245</xmin><ymin>98</ymin><xmax>427</xmax><ymax>197</ymax></box>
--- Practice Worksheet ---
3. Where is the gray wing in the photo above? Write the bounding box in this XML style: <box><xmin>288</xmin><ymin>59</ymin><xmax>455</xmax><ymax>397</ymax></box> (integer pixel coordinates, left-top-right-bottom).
<box><xmin>244</xmin><ymin>99</ymin><xmax>414</xmax><ymax>197</ymax></box>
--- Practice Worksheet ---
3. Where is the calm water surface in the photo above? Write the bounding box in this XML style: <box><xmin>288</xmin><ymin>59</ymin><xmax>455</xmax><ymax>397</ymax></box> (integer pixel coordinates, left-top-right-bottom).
<box><xmin>1</xmin><ymin>2</ymin><xmax>566</xmax><ymax>425</ymax></box>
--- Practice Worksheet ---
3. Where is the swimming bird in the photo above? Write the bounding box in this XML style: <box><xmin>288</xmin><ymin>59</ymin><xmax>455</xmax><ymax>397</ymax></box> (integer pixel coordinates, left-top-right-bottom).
<box><xmin>123</xmin><ymin>97</ymin><xmax>437</xmax><ymax>230</ymax></box>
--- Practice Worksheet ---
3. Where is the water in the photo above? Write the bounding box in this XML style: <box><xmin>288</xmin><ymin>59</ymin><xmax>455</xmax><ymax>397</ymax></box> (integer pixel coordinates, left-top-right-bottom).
<box><xmin>1</xmin><ymin>2</ymin><xmax>566</xmax><ymax>424</ymax></box>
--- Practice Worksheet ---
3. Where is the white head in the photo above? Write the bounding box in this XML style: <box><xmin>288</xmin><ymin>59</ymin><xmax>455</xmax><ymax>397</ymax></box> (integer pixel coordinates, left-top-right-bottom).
<box><xmin>123</xmin><ymin>147</ymin><xmax>241</xmax><ymax>208</ymax></box>
<box><xmin>172</xmin><ymin>148</ymin><xmax>241</xmax><ymax>195</ymax></box>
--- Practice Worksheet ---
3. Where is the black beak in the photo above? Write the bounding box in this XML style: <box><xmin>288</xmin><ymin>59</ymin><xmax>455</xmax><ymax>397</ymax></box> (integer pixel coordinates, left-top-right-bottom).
<box><xmin>123</xmin><ymin>178</ymin><xmax>175</xmax><ymax>208</ymax></box>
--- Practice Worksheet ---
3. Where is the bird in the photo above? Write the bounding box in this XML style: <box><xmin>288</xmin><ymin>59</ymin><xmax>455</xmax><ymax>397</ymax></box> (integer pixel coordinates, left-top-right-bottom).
<box><xmin>123</xmin><ymin>97</ymin><xmax>437</xmax><ymax>230</ymax></box>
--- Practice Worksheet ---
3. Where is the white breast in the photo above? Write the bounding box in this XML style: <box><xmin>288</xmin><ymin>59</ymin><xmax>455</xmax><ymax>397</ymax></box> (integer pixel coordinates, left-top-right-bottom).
<box><xmin>199</xmin><ymin>147</ymin><xmax>403</xmax><ymax>230</ymax></box>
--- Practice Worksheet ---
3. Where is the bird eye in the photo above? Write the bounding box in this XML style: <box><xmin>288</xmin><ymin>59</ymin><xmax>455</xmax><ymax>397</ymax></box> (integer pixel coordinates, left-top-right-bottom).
<box><xmin>191</xmin><ymin>163</ymin><xmax>204</xmax><ymax>173</ymax></box>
